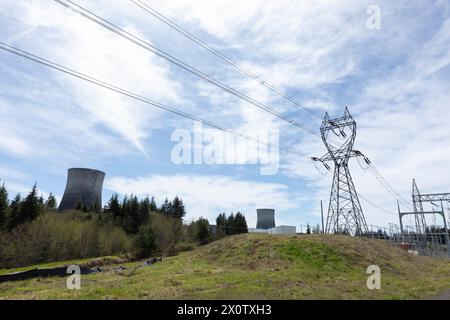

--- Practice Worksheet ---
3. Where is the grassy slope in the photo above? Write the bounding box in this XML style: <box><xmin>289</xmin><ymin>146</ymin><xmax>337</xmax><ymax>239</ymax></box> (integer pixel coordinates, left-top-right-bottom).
<box><xmin>0</xmin><ymin>234</ymin><xmax>449</xmax><ymax>300</ymax></box>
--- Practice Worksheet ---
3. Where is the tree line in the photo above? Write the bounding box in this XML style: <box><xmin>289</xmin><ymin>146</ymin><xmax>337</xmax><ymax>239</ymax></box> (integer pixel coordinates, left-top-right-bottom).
<box><xmin>0</xmin><ymin>181</ymin><xmax>249</xmax><ymax>267</ymax></box>
<box><xmin>0</xmin><ymin>183</ymin><xmax>57</xmax><ymax>231</ymax></box>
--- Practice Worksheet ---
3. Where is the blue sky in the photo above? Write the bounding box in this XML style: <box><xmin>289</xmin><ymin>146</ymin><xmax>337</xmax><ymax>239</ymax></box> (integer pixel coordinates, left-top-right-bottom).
<box><xmin>0</xmin><ymin>0</ymin><xmax>449</xmax><ymax>229</ymax></box>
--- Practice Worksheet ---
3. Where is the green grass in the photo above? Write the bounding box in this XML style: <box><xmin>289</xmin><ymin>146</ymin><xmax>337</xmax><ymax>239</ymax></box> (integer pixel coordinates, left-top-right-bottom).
<box><xmin>0</xmin><ymin>234</ymin><xmax>449</xmax><ymax>300</ymax></box>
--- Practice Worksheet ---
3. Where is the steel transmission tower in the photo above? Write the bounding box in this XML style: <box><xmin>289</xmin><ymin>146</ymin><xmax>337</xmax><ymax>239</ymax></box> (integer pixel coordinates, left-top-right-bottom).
<box><xmin>312</xmin><ymin>108</ymin><xmax>369</xmax><ymax>235</ymax></box>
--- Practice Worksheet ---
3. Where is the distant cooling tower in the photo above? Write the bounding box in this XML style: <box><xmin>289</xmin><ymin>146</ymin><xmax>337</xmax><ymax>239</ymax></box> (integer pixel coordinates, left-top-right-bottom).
<box><xmin>58</xmin><ymin>168</ymin><xmax>105</xmax><ymax>212</ymax></box>
<box><xmin>256</xmin><ymin>209</ymin><xmax>276</xmax><ymax>229</ymax></box>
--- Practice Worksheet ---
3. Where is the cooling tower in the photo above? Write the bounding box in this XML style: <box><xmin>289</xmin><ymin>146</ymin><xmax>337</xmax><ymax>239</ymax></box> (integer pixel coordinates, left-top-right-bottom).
<box><xmin>256</xmin><ymin>208</ymin><xmax>276</xmax><ymax>229</ymax></box>
<box><xmin>58</xmin><ymin>168</ymin><xmax>105</xmax><ymax>212</ymax></box>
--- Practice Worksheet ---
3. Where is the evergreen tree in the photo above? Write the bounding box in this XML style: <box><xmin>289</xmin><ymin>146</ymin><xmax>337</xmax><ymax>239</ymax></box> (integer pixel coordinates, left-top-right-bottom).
<box><xmin>130</xmin><ymin>195</ymin><xmax>141</xmax><ymax>233</ymax></box>
<box><xmin>120</xmin><ymin>195</ymin><xmax>130</xmax><ymax>223</ymax></box>
<box><xmin>136</xmin><ymin>224</ymin><xmax>156</xmax><ymax>257</ymax></box>
<box><xmin>196</xmin><ymin>217</ymin><xmax>211</xmax><ymax>244</ymax></box>
<box><xmin>0</xmin><ymin>183</ymin><xmax>9</xmax><ymax>228</ymax></box>
<box><xmin>105</xmin><ymin>193</ymin><xmax>121</xmax><ymax>219</ymax></box>
<box><xmin>149</xmin><ymin>196</ymin><xmax>158</xmax><ymax>212</ymax></box>
<box><xmin>45</xmin><ymin>192</ymin><xmax>58</xmax><ymax>210</ymax></box>
<box><xmin>172</xmin><ymin>196</ymin><xmax>186</xmax><ymax>220</ymax></box>
<box><xmin>216</xmin><ymin>212</ymin><xmax>227</xmax><ymax>227</ymax></box>
<box><xmin>122</xmin><ymin>195</ymin><xmax>140</xmax><ymax>233</ymax></box>
<box><xmin>234</xmin><ymin>212</ymin><xmax>248</xmax><ymax>234</ymax></box>
<box><xmin>20</xmin><ymin>184</ymin><xmax>43</xmax><ymax>221</ymax></box>
<box><xmin>160</xmin><ymin>198</ymin><xmax>173</xmax><ymax>216</ymax></box>
<box><xmin>306</xmin><ymin>223</ymin><xmax>311</xmax><ymax>234</ymax></box>
<box><xmin>227</xmin><ymin>213</ymin><xmax>236</xmax><ymax>235</ymax></box>
<box><xmin>139</xmin><ymin>196</ymin><xmax>151</xmax><ymax>226</ymax></box>
<box><xmin>6</xmin><ymin>193</ymin><xmax>21</xmax><ymax>230</ymax></box>
<box><xmin>7</xmin><ymin>184</ymin><xmax>43</xmax><ymax>229</ymax></box>
<box><xmin>215</xmin><ymin>212</ymin><xmax>227</xmax><ymax>237</ymax></box>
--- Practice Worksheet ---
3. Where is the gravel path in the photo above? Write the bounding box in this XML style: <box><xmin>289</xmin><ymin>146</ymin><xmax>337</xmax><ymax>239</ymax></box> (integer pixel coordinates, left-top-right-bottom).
<box><xmin>433</xmin><ymin>289</ymin><xmax>450</xmax><ymax>300</ymax></box>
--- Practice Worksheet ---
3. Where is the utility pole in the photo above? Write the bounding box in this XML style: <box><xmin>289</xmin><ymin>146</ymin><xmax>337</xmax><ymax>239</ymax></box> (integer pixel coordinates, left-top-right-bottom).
<box><xmin>321</xmin><ymin>200</ymin><xmax>324</xmax><ymax>234</ymax></box>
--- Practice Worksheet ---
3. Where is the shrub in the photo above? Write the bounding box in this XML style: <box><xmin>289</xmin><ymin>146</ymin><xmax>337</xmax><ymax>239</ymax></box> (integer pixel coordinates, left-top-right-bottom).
<box><xmin>196</xmin><ymin>217</ymin><xmax>211</xmax><ymax>245</ymax></box>
<box><xmin>0</xmin><ymin>211</ymin><xmax>133</xmax><ymax>268</ymax></box>
<box><xmin>135</xmin><ymin>224</ymin><xmax>156</xmax><ymax>258</ymax></box>
<box><xmin>150</xmin><ymin>213</ymin><xmax>182</xmax><ymax>256</ymax></box>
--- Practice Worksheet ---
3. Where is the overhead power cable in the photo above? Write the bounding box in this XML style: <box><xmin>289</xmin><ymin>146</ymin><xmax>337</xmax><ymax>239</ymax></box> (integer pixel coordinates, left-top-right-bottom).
<box><xmin>358</xmin><ymin>193</ymin><xmax>397</xmax><ymax>216</ymax></box>
<box><xmin>0</xmin><ymin>42</ymin><xmax>267</xmax><ymax>147</ymax></box>
<box><xmin>130</xmin><ymin>0</ymin><xmax>323</xmax><ymax>120</ymax></box>
<box><xmin>53</xmin><ymin>0</ymin><xmax>320</xmax><ymax>137</ymax></box>
<box><xmin>367</xmin><ymin>164</ymin><xmax>413</xmax><ymax>210</ymax></box>
<box><xmin>1</xmin><ymin>42</ymin><xmax>406</xmax><ymax>223</ymax></box>
<box><xmin>318</xmin><ymin>155</ymin><xmax>409</xmax><ymax>218</ymax></box>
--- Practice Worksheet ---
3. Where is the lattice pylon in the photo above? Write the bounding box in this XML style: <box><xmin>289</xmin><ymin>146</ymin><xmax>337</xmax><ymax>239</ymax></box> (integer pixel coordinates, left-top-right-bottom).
<box><xmin>325</xmin><ymin>161</ymin><xmax>368</xmax><ymax>234</ymax></box>
<box><xmin>313</xmin><ymin>108</ymin><xmax>368</xmax><ymax>235</ymax></box>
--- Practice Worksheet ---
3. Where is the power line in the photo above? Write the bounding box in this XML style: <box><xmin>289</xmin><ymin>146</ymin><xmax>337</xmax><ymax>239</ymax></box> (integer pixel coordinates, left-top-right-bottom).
<box><xmin>0</xmin><ymin>42</ymin><xmax>267</xmax><ymax>147</ymax></box>
<box><xmin>130</xmin><ymin>0</ymin><xmax>323</xmax><ymax>120</ymax></box>
<box><xmin>367</xmin><ymin>164</ymin><xmax>413</xmax><ymax>210</ymax></box>
<box><xmin>53</xmin><ymin>0</ymin><xmax>320</xmax><ymax>137</ymax></box>
<box><xmin>358</xmin><ymin>193</ymin><xmax>397</xmax><ymax>217</ymax></box>
<box><xmin>1</xmin><ymin>42</ymin><xmax>406</xmax><ymax>224</ymax></box>
<box><xmin>320</xmin><ymin>156</ymin><xmax>408</xmax><ymax>218</ymax></box>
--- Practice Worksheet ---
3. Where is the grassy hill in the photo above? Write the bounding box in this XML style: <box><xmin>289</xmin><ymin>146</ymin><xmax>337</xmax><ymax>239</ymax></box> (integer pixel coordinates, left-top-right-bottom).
<box><xmin>0</xmin><ymin>233</ymin><xmax>449</xmax><ymax>300</ymax></box>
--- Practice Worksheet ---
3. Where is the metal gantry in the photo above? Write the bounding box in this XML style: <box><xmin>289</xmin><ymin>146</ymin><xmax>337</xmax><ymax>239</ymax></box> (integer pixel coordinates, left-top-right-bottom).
<box><xmin>411</xmin><ymin>179</ymin><xmax>450</xmax><ymax>233</ymax></box>
<box><xmin>397</xmin><ymin>180</ymin><xmax>450</xmax><ymax>256</ymax></box>
<box><xmin>312</xmin><ymin>108</ymin><xmax>369</xmax><ymax>235</ymax></box>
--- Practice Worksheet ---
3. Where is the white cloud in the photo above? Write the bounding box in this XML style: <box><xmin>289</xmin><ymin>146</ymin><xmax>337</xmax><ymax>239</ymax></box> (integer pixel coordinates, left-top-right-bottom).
<box><xmin>0</xmin><ymin>0</ymin><xmax>183</xmax><ymax>159</ymax></box>
<box><xmin>0</xmin><ymin>0</ymin><xmax>449</xmax><ymax>230</ymax></box>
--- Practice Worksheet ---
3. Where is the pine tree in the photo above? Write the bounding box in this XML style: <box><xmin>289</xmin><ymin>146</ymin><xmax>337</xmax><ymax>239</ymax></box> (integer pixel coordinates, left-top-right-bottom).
<box><xmin>227</xmin><ymin>213</ymin><xmax>236</xmax><ymax>235</ymax></box>
<box><xmin>20</xmin><ymin>184</ymin><xmax>43</xmax><ymax>221</ymax></box>
<box><xmin>139</xmin><ymin>196</ymin><xmax>151</xmax><ymax>226</ymax></box>
<box><xmin>6</xmin><ymin>193</ymin><xmax>21</xmax><ymax>230</ymax></box>
<box><xmin>45</xmin><ymin>192</ymin><xmax>57</xmax><ymax>210</ymax></box>
<box><xmin>149</xmin><ymin>196</ymin><xmax>158</xmax><ymax>212</ymax></box>
<box><xmin>215</xmin><ymin>212</ymin><xmax>227</xmax><ymax>237</ymax></box>
<box><xmin>306</xmin><ymin>223</ymin><xmax>311</xmax><ymax>234</ymax></box>
<box><xmin>136</xmin><ymin>224</ymin><xmax>156</xmax><ymax>258</ymax></box>
<box><xmin>172</xmin><ymin>196</ymin><xmax>186</xmax><ymax>220</ymax></box>
<box><xmin>106</xmin><ymin>193</ymin><xmax>121</xmax><ymax>219</ymax></box>
<box><xmin>0</xmin><ymin>183</ymin><xmax>9</xmax><ymax>228</ymax></box>
<box><xmin>216</xmin><ymin>212</ymin><xmax>227</xmax><ymax>227</ymax></box>
<box><xmin>196</xmin><ymin>217</ymin><xmax>211</xmax><ymax>244</ymax></box>
<box><xmin>128</xmin><ymin>195</ymin><xmax>140</xmax><ymax>233</ymax></box>
<box><xmin>7</xmin><ymin>184</ymin><xmax>43</xmax><ymax>229</ymax></box>
<box><xmin>160</xmin><ymin>198</ymin><xmax>173</xmax><ymax>216</ymax></box>
<box><xmin>234</xmin><ymin>212</ymin><xmax>248</xmax><ymax>234</ymax></box>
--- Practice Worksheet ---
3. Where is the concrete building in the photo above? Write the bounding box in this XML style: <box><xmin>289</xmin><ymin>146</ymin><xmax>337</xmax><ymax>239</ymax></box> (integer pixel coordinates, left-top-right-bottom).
<box><xmin>58</xmin><ymin>168</ymin><xmax>105</xmax><ymax>212</ymax></box>
<box><xmin>248</xmin><ymin>226</ymin><xmax>297</xmax><ymax>235</ymax></box>
<box><xmin>249</xmin><ymin>209</ymin><xmax>296</xmax><ymax>235</ymax></box>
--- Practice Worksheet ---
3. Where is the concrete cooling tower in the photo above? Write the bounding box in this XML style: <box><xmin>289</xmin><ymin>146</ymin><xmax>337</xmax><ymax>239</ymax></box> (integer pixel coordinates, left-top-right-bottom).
<box><xmin>256</xmin><ymin>208</ymin><xmax>276</xmax><ymax>229</ymax></box>
<box><xmin>58</xmin><ymin>168</ymin><xmax>105</xmax><ymax>212</ymax></box>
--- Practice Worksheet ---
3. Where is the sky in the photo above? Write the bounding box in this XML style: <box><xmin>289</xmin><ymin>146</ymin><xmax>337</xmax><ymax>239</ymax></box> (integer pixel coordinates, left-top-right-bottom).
<box><xmin>0</xmin><ymin>0</ymin><xmax>449</xmax><ymax>230</ymax></box>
